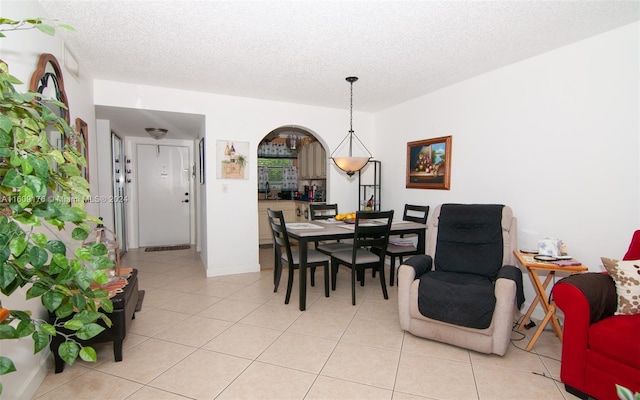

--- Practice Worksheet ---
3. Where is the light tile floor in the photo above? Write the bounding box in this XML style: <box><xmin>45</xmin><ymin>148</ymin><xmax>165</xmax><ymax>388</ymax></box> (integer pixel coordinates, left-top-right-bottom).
<box><xmin>34</xmin><ymin>247</ymin><xmax>578</xmax><ymax>399</ymax></box>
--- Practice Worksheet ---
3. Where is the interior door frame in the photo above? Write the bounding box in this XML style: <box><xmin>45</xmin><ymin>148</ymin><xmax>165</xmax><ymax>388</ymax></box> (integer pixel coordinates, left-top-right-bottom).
<box><xmin>124</xmin><ymin>136</ymin><xmax>196</xmax><ymax>249</ymax></box>
<box><xmin>111</xmin><ymin>131</ymin><xmax>127</xmax><ymax>254</ymax></box>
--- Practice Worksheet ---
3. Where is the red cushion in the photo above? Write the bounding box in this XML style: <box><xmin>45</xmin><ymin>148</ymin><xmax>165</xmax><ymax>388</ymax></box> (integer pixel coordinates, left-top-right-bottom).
<box><xmin>588</xmin><ymin>314</ymin><xmax>640</xmax><ymax>370</ymax></box>
<box><xmin>623</xmin><ymin>230</ymin><xmax>640</xmax><ymax>260</ymax></box>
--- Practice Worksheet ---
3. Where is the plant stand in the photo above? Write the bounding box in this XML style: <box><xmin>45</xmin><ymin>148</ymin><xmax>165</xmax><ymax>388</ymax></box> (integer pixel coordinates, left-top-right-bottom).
<box><xmin>48</xmin><ymin>269</ymin><xmax>143</xmax><ymax>373</ymax></box>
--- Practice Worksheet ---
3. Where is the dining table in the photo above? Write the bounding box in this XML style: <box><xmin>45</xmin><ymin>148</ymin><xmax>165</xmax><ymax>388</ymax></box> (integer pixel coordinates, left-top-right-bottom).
<box><xmin>285</xmin><ymin>218</ymin><xmax>428</xmax><ymax>311</ymax></box>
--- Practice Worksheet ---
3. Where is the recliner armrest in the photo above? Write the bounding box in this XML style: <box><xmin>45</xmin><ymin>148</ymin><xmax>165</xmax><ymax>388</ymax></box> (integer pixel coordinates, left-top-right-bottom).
<box><xmin>402</xmin><ymin>254</ymin><xmax>433</xmax><ymax>278</ymax></box>
<box><xmin>496</xmin><ymin>265</ymin><xmax>524</xmax><ymax>309</ymax></box>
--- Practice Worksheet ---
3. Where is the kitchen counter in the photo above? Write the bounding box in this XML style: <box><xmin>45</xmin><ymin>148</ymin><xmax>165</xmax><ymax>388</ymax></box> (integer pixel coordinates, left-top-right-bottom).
<box><xmin>258</xmin><ymin>198</ymin><xmax>293</xmax><ymax>201</ymax></box>
<box><xmin>258</xmin><ymin>200</ymin><xmax>297</xmax><ymax>244</ymax></box>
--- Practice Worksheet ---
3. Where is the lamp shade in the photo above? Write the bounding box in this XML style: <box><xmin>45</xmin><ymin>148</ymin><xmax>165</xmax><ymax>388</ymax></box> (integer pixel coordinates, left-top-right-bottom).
<box><xmin>145</xmin><ymin>128</ymin><xmax>168</xmax><ymax>140</ymax></box>
<box><xmin>331</xmin><ymin>156</ymin><xmax>371</xmax><ymax>176</ymax></box>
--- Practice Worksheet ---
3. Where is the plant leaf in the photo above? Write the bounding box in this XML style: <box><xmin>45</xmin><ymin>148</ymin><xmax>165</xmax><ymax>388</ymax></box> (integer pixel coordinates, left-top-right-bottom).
<box><xmin>58</xmin><ymin>206</ymin><xmax>86</xmax><ymax>222</ymax></box>
<box><xmin>28</xmin><ymin>246</ymin><xmax>48</xmax><ymax>268</ymax></box>
<box><xmin>55</xmin><ymin>302</ymin><xmax>74</xmax><ymax>319</ymax></box>
<box><xmin>31</xmin><ymin>232</ymin><xmax>48</xmax><ymax>247</ymax></box>
<box><xmin>45</xmin><ymin>240</ymin><xmax>66</xmax><ymax>255</ymax></box>
<box><xmin>58</xmin><ymin>341</ymin><xmax>79</xmax><ymax>365</ymax></box>
<box><xmin>74</xmin><ymin>267</ymin><xmax>93</xmax><ymax>289</ymax></box>
<box><xmin>32</xmin><ymin>330</ymin><xmax>49</xmax><ymax>353</ymax></box>
<box><xmin>1</xmin><ymin>168</ymin><xmax>22</xmax><ymax>188</ymax></box>
<box><xmin>0</xmin><ymin>324</ymin><xmax>17</xmax><ymax>339</ymax></box>
<box><xmin>38</xmin><ymin>323</ymin><xmax>57</xmax><ymax>336</ymax></box>
<box><xmin>79</xmin><ymin>346</ymin><xmax>97</xmax><ymax>362</ymax></box>
<box><xmin>33</xmin><ymin>202</ymin><xmax>59</xmax><ymax>218</ymax></box>
<box><xmin>24</xmin><ymin>175</ymin><xmax>47</xmax><ymax>198</ymax></box>
<box><xmin>9</xmin><ymin>236</ymin><xmax>27</xmax><ymax>257</ymax></box>
<box><xmin>76</xmin><ymin>322</ymin><xmax>104</xmax><ymax>340</ymax></box>
<box><xmin>15</xmin><ymin>319</ymin><xmax>35</xmax><ymax>337</ymax></box>
<box><xmin>17</xmin><ymin>185</ymin><xmax>33</xmax><ymax>208</ymax></box>
<box><xmin>71</xmin><ymin>227</ymin><xmax>88</xmax><ymax>241</ymax></box>
<box><xmin>0</xmin><ymin>356</ymin><xmax>16</xmax><ymax>376</ymax></box>
<box><xmin>62</xmin><ymin>318</ymin><xmax>83</xmax><ymax>331</ymax></box>
<box><xmin>42</xmin><ymin>290</ymin><xmax>64</xmax><ymax>312</ymax></box>
<box><xmin>74</xmin><ymin>247</ymin><xmax>91</xmax><ymax>261</ymax></box>
<box><xmin>0</xmin><ymin>114</ymin><xmax>12</xmax><ymax>135</ymax></box>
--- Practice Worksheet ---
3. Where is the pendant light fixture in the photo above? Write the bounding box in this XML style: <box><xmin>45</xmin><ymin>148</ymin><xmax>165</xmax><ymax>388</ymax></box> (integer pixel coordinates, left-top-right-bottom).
<box><xmin>330</xmin><ymin>76</ymin><xmax>372</xmax><ymax>176</ymax></box>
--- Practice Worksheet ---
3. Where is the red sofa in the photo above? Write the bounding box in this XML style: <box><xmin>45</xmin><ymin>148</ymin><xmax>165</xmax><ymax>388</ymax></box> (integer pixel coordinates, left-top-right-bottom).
<box><xmin>553</xmin><ymin>231</ymin><xmax>640</xmax><ymax>400</ymax></box>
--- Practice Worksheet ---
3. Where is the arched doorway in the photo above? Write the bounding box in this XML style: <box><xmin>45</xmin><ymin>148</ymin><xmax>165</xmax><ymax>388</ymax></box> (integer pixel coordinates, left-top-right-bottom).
<box><xmin>257</xmin><ymin>126</ymin><xmax>328</xmax><ymax>270</ymax></box>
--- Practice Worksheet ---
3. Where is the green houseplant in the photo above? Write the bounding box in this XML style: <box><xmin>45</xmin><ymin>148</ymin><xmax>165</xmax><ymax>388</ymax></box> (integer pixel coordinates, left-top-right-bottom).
<box><xmin>617</xmin><ymin>385</ymin><xmax>640</xmax><ymax>400</ymax></box>
<box><xmin>0</xmin><ymin>17</ymin><xmax>114</xmax><ymax>393</ymax></box>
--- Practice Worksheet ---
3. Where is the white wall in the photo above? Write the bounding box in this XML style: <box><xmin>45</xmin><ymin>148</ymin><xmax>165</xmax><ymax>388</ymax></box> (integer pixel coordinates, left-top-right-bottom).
<box><xmin>0</xmin><ymin>1</ymin><xmax>99</xmax><ymax>398</ymax></box>
<box><xmin>93</xmin><ymin>81</ymin><xmax>375</xmax><ymax>277</ymax></box>
<box><xmin>376</xmin><ymin>22</ymin><xmax>640</xmax><ymax>311</ymax></box>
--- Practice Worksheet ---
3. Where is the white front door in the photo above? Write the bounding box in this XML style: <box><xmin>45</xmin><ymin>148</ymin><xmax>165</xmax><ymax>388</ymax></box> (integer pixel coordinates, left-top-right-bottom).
<box><xmin>136</xmin><ymin>144</ymin><xmax>191</xmax><ymax>247</ymax></box>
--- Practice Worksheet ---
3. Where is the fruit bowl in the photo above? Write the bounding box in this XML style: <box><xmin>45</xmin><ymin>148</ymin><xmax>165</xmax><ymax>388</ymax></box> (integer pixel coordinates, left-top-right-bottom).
<box><xmin>344</xmin><ymin>218</ymin><xmax>356</xmax><ymax>224</ymax></box>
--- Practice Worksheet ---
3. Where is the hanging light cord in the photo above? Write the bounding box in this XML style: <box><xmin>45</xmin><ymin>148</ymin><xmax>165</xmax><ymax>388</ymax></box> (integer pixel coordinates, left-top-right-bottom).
<box><xmin>349</xmin><ymin>78</ymin><xmax>354</xmax><ymax>134</ymax></box>
<box><xmin>330</xmin><ymin>77</ymin><xmax>372</xmax><ymax>159</ymax></box>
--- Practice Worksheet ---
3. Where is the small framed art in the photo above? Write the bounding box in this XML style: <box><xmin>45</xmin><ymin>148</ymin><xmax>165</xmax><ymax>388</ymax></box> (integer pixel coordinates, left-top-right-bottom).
<box><xmin>406</xmin><ymin>135</ymin><xmax>452</xmax><ymax>190</ymax></box>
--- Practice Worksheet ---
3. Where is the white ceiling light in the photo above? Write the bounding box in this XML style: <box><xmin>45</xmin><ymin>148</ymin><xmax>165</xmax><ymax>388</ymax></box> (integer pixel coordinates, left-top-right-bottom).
<box><xmin>145</xmin><ymin>127</ymin><xmax>168</xmax><ymax>140</ymax></box>
<box><xmin>330</xmin><ymin>77</ymin><xmax>372</xmax><ymax>176</ymax></box>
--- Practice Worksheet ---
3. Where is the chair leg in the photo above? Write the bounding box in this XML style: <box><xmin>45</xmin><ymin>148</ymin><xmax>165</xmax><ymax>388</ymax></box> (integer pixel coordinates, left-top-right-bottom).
<box><xmin>359</xmin><ymin>268</ymin><xmax>365</xmax><ymax>286</ymax></box>
<box><xmin>351</xmin><ymin>266</ymin><xmax>357</xmax><ymax>305</ymax></box>
<box><xmin>284</xmin><ymin>265</ymin><xmax>295</xmax><ymax>304</ymax></box>
<box><xmin>310</xmin><ymin>266</ymin><xmax>316</xmax><ymax>287</ymax></box>
<box><xmin>331</xmin><ymin>260</ymin><xmax>338</xmax><ymax>290</ymax></box>
<box><xmin>273</xmin><ymin>258</ymin><xmax>282</xmax><ymax>292</ymax></box>
<box><xmin>378</xmin><ymin>263</ymin><xmax>389</xmax><ymax>300</ymax></box>
<box><xmin>323</xmin><ymin>263</ymin><xmax>329</xmax><ymax>297</ymax></box>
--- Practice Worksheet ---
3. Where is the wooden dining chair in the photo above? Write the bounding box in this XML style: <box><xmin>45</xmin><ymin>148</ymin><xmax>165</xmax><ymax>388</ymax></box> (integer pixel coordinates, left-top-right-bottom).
<box><xmin>309</xmin><ymin>203</ymin><xmax>353</xmax><ymax>256</ymax></box>
<box><xmin>330</xmin><ymin>210</ymin><xmax>394</xmax><ymax>305</ymax></box>
<box><xmin>380</xmin><ymin>204</ymin><xmax>429</xmax><ymax>286</ymax></box>
<box><xmin>267</xmin><ymin>208</ymin><xmax>330</xmax><ymax>303</ymax></box>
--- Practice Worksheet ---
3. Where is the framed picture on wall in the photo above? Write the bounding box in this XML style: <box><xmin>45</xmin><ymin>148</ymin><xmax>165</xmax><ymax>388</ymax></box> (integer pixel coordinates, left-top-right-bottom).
<box><xmin>216</xmin><ymin>140</ymin><xmax>249</xmax><ymax>180</ymax></box>
<box><xmin>73</xmin><ymin>118</ymin><xmax>89</xmax><ymax>183</ymax></box>
<box><xmin>406</xmin><ymin>135</ymin><xmax>452</xmax><ymax>190</ymax></box>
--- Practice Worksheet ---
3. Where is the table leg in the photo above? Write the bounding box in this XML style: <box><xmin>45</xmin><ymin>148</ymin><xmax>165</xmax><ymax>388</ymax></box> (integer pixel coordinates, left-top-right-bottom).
<box><xmin>525</xmin><ymin>303</ymin><xmax>556</xmax><ymax>351</ymax></box>
<box><xmin>299</xmin><ymin>238</ymin><xmax>307</xmax><ymax>311</ymax></box>
<box><xmin>522</xmin><ymin>269</ymin><xmax>561</xmax><ymax>350</ymax></box>
<box><xmin>417</xmin><ymin>229</ymin><xmax>426</xmax><ymax>254</ymax></box>
<box><xmin>518</xmin><ymin>269</ymin><xmax>554</xmax><ymax>330</ymax></box>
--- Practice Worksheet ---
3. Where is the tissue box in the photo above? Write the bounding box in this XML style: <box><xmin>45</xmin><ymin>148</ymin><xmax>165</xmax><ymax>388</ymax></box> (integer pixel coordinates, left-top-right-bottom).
<box><xmin>538</xmin><ymin>238</ymin><xmax>563</xmax><ymax>257</ymax></box>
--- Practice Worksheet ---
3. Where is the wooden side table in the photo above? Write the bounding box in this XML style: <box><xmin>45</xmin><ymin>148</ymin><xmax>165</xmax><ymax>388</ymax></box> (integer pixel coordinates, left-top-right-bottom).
<box><xmin>513</xmin><ymin>250</ymin><xmax>588</xmax><ymax>351</ymax></box>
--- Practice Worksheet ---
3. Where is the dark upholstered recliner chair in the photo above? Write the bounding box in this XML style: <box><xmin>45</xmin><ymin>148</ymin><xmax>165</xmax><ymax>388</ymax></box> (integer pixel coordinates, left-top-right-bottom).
<box><xmin>398</xmin><ymin>204</ymin><xmax>521</xmax><ymax>356</ymax></box>
<box><xmin>552</xmin><ymin>230</ymin><xmax>640</xmax><ymax>400</ymax></box>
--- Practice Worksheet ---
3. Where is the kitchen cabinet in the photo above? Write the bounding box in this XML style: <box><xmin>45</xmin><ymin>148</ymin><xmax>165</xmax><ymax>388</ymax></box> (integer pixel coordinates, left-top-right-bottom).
<box><xmin>298</xmin><ymin>144</ymin><xmax>311</xmax><ymax>179</ymax></box>
<box><xmin>258</xmin><ymin>200</ymin><xmax>296</xmax><ymax>244</ymax></box>
<box><xmin>298</xmin><ymin>142</ymin><xmax>326</xmax><ymax>179</ymax></box>
<box><xmin>294</xmin><ymin>201</ymin><xmax>310</xmax><ymax>222</ymax></box>
<box><xmin>311</xmin><ymin>141</ymin><xmax>326</xmax><ymax>178</ymax></box>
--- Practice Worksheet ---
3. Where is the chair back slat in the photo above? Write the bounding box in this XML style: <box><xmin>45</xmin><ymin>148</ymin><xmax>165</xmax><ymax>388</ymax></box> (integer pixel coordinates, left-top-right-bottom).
<box><xmin>353</xmin><ymin>210</ymin><xmax>394</xmax><ymax>257</ymax></box>
<box><xmin>267</xmin><ymin>208</ymin><xmax>295</xmax><ymax>265</ymax></box>
<box><xmin>403</xmin><ymin>204</ymin><xmax>429</xmax><ymax>224</ymax></box>
<box><xmin>310</xmin><ymin>203</ymin><xmax>339</xmax><ymax>220</ymax></box>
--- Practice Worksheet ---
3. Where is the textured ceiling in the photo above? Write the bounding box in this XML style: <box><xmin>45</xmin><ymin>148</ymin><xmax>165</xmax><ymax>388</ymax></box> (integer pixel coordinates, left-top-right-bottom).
<box><xmin>35</xmin><ymin>0</ymin><xmax>640</xmax><ymax>139</ymax></box>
